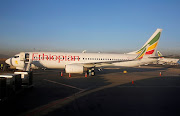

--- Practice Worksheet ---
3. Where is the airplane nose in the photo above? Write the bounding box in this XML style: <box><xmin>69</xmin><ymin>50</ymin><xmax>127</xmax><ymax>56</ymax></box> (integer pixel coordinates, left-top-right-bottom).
<box><xmin>5</xmin><ymin>58</ymin><xmax>10</xmax><ymax>65</ymax></box>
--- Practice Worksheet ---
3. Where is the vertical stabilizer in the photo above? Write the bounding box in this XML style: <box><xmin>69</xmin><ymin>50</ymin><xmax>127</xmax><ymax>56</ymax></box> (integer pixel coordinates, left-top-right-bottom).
<box><xmin>135</xmin><ymin>44</ymin><xmax>150</xmax><ymax>59</ymax></box>
<box><xmin>157</xmin><ymin>51</ymin><xmax>164</xmax><ymax>58</ymax></box>
<box><xmin>128</xmin><ymin>29</ymin><xmax>162</xmax><ymax>57</ymax></box>
<box><xmin>157</xmin><ymin>51</ymin><xmax>163</xmax><ymax>56</ymax></box>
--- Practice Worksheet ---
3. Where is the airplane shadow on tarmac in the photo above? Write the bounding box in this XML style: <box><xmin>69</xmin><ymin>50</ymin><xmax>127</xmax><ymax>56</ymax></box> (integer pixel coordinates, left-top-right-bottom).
<box><xmin>47</xmin><ymin>75</ymin><xmax>180</xmax><ymax>116</ymax></box>
<box><xmin>0</xmin><ymin>66</ymin><xmax>178</xmax><ymax>116</ymax></box>
<box><xmin>96</xmin><ymin>66</ymin><xmax>168</xmax><ymax>75</ymax></box>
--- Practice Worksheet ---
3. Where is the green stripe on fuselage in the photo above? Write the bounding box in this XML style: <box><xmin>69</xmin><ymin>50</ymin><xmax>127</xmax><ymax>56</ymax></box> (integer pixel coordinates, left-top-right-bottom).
<box><xmin>136</xmin><ymin>45</ymin><xmax>147</xmax><ymax>59</ymax></box>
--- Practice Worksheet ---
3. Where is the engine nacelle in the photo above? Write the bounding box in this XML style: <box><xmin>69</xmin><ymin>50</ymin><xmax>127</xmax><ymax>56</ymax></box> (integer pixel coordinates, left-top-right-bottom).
<box><xmin>65</xmin><ymin>64</ymin><xmax>84</xmax><ymax>73</ymax></box>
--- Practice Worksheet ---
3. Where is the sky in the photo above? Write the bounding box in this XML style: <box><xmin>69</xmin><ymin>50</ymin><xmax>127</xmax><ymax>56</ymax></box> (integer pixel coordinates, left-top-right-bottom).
<box><xmin>0</xmin><ymin>0</ymin><xmax>180</xmax><ymax>56</ymax></box>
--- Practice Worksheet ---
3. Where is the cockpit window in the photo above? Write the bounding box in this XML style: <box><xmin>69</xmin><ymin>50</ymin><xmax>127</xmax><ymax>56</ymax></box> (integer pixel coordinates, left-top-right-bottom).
<box><xmin>14</xmin><ymin>56</ymin><xmax>19</xmax><ymax>58</ymax></box>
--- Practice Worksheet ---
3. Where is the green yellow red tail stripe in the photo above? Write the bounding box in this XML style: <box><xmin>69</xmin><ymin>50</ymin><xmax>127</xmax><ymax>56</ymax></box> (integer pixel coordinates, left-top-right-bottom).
<box><xmin>136</xmin><ymin>32</ymin><xmax>161</xmax><ymax>55</ymax></box>
<box><xmin>136</xmin><ymin>44</ymin><xmax>149</xmax><ymax>59</ymax></box>
<box><xmin>157</xmin><ymin>51</ymin><xmax>164</xmax><ymax>58</ymax></box>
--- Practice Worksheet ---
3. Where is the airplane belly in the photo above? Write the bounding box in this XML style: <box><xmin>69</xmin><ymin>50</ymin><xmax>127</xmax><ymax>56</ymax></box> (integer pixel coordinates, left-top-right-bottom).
<box><xmin>33</xmin><ymin>61</ymin><xmax>65</xmax><ymax>69</ymax></box>
<box><xmin>113</xmin><ymin>61</ymin><xmax>141</xmax><ymax>67</ymax></box>
<box><xmin>113</xmin><ymin>59</ymin><xmax>157</xmax><ymax>67</ymax></box>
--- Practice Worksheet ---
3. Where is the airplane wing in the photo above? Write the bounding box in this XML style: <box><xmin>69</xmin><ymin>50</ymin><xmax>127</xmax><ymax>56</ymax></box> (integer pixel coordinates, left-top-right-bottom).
<box><xmin>82</xmin><ymin>59</ymin><xmax>135</xmax><ymax>65</ymax></box>
<box><xmin>80</xmin><ymin>44</ymin><xmax>151</xmax><ymax>67</ymax></box>
<box><xmin>150</xmin><ymin>55</ymin><xmax>174</xmax><ymax>59</ymax></box>
<box><xmin>148</xmin><ymin>56</ymin><xmax>164</xmax><ymax>59</ymax></box>
<box><xmin>78</xmin><ymin>59</ymin><xmax>136</xmax><ymax>68</ymax></box>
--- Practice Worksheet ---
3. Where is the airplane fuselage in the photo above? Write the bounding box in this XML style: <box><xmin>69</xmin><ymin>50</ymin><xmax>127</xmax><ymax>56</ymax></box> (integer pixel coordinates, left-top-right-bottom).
<box><xmin>5</xmin><ymin>29</ymin><xmax>163</xmax><ymax>73</ymax></box>
<box><xmin>6</xmin><ymin>52</ymin><xmax>157</xmax><ymax>70</ymax></box>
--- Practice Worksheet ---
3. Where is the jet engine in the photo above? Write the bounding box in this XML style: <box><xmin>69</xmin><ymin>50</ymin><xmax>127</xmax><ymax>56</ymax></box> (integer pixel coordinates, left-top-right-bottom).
<box><xmin>65</xmin><ymin>64</ymin><xmax>84</xmax><ymax>73</ymax></box>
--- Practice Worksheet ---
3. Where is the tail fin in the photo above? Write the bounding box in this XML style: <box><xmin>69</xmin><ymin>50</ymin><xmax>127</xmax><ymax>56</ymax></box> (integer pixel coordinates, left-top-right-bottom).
<box><xmin>128</xmin><ymin>29</ymin><xmax>162</xmax><ymax>57</ymax></box>
<box><xmin>157</xmin><ymin>51</ymin><xmax>162</xmax><ymax>56</ymax></box>
<box><xmin>157</xmin><ymin>51</ymin><xmax>164</xmax><ymax>58</ymax></box>
<box><xmin>135</xmin><ymin>44</ymin><xmax>150</xmax><ymax>60</ymax></box>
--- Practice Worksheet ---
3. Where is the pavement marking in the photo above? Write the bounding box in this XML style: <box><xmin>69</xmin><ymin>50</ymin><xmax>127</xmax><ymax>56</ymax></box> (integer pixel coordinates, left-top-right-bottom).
<box><xmin>43</xmin><ymin>79</ymin><xmax>84</xmax><ymax>91</ymax></box>
<box><xmin>117</xmin><ymin>86</ymin><xmax>180</xmax><ymax>88</ymax></box>
<box><xmin>33</xmin><ymin>73</ymin><xmax>42</xmax><ymax>75</ymax></box>
<box><xmin>22</xmin><ymin>84</ymin><xmax>113</xmax><ymax>116</ymax></box>
<box><xmin>20</xmin><ymin>67</ymin><xmax>180</xmax><ymax>116</ymax></box>
<box><xmin>23</xmin><ymin>89</ymin><xmax>86</xmax><ymax>116</ymax></box>
<box><xmin>22</xmin><ymin>81</ymin><xmax>180</xmax><ymax>116</ymax></box>
<box><xmin>104</xmin><ymin>68</ymin><xmax>121</xmax><ymax>69</ymax></box>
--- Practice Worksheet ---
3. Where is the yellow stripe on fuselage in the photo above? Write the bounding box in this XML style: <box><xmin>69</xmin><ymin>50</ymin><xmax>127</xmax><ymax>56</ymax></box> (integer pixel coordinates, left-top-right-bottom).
<box><xmin>138</xmin><ymin>52</ymin><xmax>145</xmax><ymax>59</ymax></box>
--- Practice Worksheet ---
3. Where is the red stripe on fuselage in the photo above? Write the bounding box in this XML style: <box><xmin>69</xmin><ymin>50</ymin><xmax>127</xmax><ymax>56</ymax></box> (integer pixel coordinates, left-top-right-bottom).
<box><xmin>145</xmin><ymin>50</ymin><xmax>154</xmax><ymax>55</ymax></box>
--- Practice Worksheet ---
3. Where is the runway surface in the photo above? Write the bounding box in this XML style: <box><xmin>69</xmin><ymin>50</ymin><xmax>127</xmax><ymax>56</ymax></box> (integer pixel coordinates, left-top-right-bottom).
<box><xmin>0</xmin><ymin>65</ymin><xmax>180</xmax><ymax>116</ymax></box>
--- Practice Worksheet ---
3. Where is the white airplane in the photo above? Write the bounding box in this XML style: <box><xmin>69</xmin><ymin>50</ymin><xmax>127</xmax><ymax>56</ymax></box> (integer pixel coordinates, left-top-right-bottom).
<box><xmin>5</xmin><ymin>29</ymin><xmax>162</xmax><ymax>74</ymax></box>
<box><xmin>157</xmin><ymin>51</ymin><xmax>179</xmax><ymax>65</ymax></box>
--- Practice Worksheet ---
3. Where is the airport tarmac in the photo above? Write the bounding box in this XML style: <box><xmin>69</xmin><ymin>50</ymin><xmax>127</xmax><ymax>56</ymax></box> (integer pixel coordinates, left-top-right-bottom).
<box><xmin>1</xmin><ymin>65</ymin><xmax>180</xmax><ymax>116</ymax></box>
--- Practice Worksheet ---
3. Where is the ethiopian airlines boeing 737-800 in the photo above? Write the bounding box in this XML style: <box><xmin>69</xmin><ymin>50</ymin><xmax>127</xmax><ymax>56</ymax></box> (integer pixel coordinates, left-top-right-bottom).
<box><xmin>5</xmin><ymin>29</ymin><xmax>162</xmax><ymax>74</ymax></box>
<box><xmin>157</xmin><ymin>51</ymin><xmax>179</xmax><ymax>65</ymax></box>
